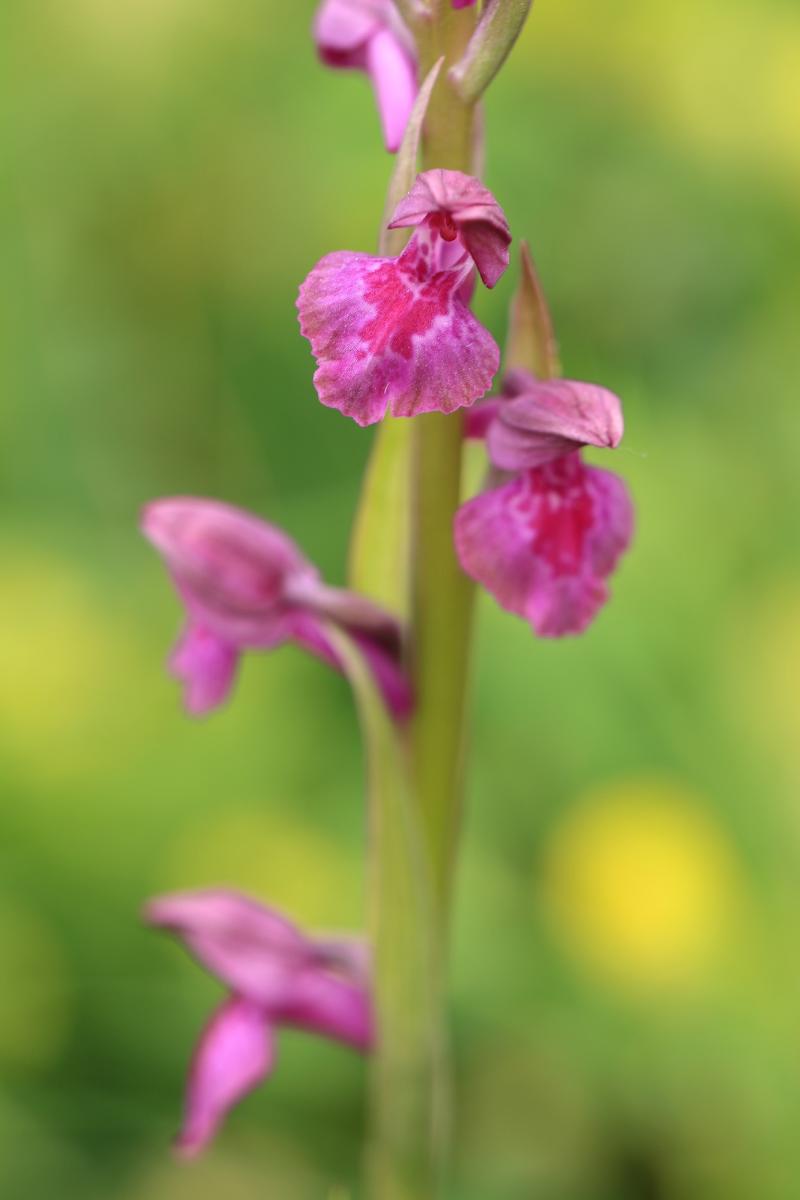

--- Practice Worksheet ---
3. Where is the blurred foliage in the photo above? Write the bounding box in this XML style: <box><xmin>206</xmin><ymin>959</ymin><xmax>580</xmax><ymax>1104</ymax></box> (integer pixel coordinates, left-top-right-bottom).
<box><xmin>1</xmin><ymin>0</ymin><xmax>799</xmax><ymax>1196</ymax></box>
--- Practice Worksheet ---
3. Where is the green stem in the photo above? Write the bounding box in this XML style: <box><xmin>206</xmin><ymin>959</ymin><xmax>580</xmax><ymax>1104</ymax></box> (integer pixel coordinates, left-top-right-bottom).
<box><xmin>353</xmin><ymin>9</ymin><xmax>478</xmax><ymax>1197</ymax></box>
<box><xmin>413</xmin><ymin>1</ymin><xmax>477</xmax><ymax>943</ymax></box>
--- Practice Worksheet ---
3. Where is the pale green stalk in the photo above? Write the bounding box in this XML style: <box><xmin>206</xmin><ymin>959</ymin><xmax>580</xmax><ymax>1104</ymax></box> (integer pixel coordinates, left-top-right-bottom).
<box><xmin>347</xmin><ymin>8</ymin><xmax>494</xmax><ymax>1197</ymax></box>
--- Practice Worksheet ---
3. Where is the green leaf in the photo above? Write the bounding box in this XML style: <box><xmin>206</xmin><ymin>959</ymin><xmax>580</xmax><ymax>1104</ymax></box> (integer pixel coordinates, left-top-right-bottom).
<box><xmin>504</xmin><ymin>239</ymin><xmax>561</xmax><ymax>379</ymax></box>
<box><xmin>348</xmin><ymin>417</ymin><xmax>413</xmax><ymax>618</ymax></box>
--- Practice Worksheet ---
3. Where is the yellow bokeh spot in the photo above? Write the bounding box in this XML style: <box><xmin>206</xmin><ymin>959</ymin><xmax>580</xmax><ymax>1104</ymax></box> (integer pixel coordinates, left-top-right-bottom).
<box><xmin>0</xmin><ymin>547</ymin><xmax>152</xmax><ymax>784</ymax></box>
<box><xmin>540</xmin><ymin>778</ymin><xmax>744</xmax><ymax>993</ymax></box>
<box><xmin>721</xmin><ymin>578</ymin><xmax>800</xmax><ymax>780</ymax></box>
<box><xmin>520</xmin><ymin>0</ymin><xmax>800</xmax><ymax>196</ymax></box>
<box><xmin>0</xmin><ymin>900</ymin><xmax>71</xmax><ymax>1069</ymax></box>
<box><xmin>163</xmin><ymin>808</ymin><xmax>364</xmax><ymax>931</ymax></box>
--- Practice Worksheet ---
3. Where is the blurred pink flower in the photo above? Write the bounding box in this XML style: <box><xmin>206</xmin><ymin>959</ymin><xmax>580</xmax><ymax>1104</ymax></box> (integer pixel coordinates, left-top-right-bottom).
<box><xmin>456</xmin><ymin>370</ymin><xmax>633</xmax><ymax>636</ymax></box>
<box><xmin>145</xmin><ymin>889</ymin><xmax>372</xmax><ymax>1156</ymax></box>
<box><xmin>313</xmin><ymin>0</ymin><xmax>417</xmax><ymax>152</ymax></box>
<box><xmin>297</xmin><ymin>169</ymin><xmax>511</xmax><ymax>426</ymax></box>
<box><xmin>141</xmin><ymin>496</ymin><xmax>412</xmax><ymax>718</ymax></box>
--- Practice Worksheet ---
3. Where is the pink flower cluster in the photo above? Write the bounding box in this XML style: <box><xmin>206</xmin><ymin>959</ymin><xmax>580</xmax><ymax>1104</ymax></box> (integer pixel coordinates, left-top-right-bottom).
<box><xmin>141</xmin><ymin>0</ymin><xmax>634</xmax><ymax>1159</ymax></box>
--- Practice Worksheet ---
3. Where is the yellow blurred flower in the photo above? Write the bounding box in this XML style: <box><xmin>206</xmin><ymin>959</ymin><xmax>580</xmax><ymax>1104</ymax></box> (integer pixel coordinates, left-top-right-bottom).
<box><xmin>540</xmin><ymin>777</ymin><xmax>745</xmax><ymax>993</ymax></box>
<box><xmin>163</xmin><ymin>808</ymin><xmax>364</xmax><ymax>930</ymax></box>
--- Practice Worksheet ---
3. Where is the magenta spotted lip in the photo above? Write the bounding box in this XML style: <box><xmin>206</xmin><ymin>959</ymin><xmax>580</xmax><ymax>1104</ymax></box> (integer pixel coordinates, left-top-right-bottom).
<box><xmin>297</xmin><ymin>169</ymin><xmax>511</xmax><ymax>426</ymax></box>
<box><xmin>456</xmin><ymin>369</ymin><xmax>633</xmax><ymax>637</ymax></box>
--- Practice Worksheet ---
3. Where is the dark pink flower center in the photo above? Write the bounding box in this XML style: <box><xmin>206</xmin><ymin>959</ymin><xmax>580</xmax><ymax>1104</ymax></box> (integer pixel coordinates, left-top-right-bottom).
<box><xmin>359</xmin><ymin>237</ymin><xmax>462</xmax><ymax>361</ymax></box>
<box><xmin>516</xmin><ymin>456</ymin><xmax>594</xmax><ymax>575</ymax></box>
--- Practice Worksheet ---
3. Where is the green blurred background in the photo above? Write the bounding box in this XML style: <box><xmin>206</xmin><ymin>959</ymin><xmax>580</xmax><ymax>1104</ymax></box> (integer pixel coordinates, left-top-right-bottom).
<box><xmin>2</xmin><ymin>0</ymin><xmax>799</xmax><ymax>1196</ymax></box>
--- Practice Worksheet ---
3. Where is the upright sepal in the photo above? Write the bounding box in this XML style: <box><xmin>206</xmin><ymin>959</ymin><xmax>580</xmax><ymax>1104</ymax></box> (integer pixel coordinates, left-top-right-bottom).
<box><xmin>449</xmin><ymin>0</ymin><xmax>533</xmax><ymax>104</ymax></box>
<box><xmin>379</xmin><ymin>57</ymin><xmax>444</xmax><ymax>255</ymax></box>
<box><xmin>504</xmin><ymin>240</ymin><xmax>560</xmax><ymax>379</ymax></box>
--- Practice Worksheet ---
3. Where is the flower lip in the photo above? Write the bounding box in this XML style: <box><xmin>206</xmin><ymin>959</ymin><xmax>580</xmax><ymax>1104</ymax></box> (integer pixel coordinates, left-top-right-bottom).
<box><xmin>388</xmin><ymin>169</ymin><xmax>511</xmax><ymax>287</ymax></box>
<box><xmin>487</xmin><ymin>376</ymin><xmax>625</xmax><ymax>472</ymax></box>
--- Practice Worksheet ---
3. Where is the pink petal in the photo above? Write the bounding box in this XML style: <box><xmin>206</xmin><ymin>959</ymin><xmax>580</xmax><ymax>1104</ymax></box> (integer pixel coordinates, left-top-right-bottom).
<box><xmin>464</xmin><ymin>397</ymin><xmax>502</xmax><ymax>439</ymax></box>
<box><xmin>285</xmin><ymin>613</ymin><xmax>413</xmax><ymax>721</ymax></box>
<box><xmin>452</xmin><ymin>0</ymin><xmax>476</xmax><ymax>6</ymax></box>
<box><xmin>309</xmin><ymin>936</ymin><xmax>372</xmax><ymax>986</ymax></box>
<box><xmin>454</xmin><ymin>455</ymin><xmax>634</xmax><ymax>637</ymax></box>
<box><xmin>350</xmin><ymin>631</ymin><xmax>414</xmax><ymax>720</ymax></box>
<box><xmin>144</xmin><ymin>889</ymin><xmax>314</xmax><ymax>1008</ymax></box>
<box><xmin>141</xmin><ymin>497</ymin><xmax>318</xmax><ymax>645</ymax></box>
<box><xmin>388</xmin><ymin>169</ymin><xmax>511</xmax><ymax>287</ymax></box>
<box><xmin>176</xmin><ymin>998</ymin><xmax>275</xmax><ymax>1158</ymax></box>
<box><xmin>314</xmin><ymin>0</ymin><xmax>417</xmax><ymax>153</ymax></box>
<box><xmin>313</xmin><ymin>0</ymin><xmax>379</xmax><ymax>56</ymax></box>
<box><xmin>168</xmin><ymin>625</ymin><xmax>239</xmax><ymax>716</ymax></box>
<box><xmin>280</xmin><ymin>967</ymin><xmax>373</xmax><ymax>1051</ymax></box>
<box><xmin>297</xmin><ymin>240</ymin><xmax>499</xmax><ymax>425</ymax></box>
<box><xmin>487</xmin><ymin>379</ymin><xmax>625</xmax><ymax>471</ymax></box>
<box><xmin>366</xmin><ymin>27</ymin><xmax>417</xmax><ymax>153</ymax></box>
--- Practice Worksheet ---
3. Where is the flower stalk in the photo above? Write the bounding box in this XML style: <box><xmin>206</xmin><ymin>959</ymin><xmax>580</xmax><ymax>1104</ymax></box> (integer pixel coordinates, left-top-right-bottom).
<box><xmin>352</xmin><ymin>6</ymin><xmax>481</xmax><ymax>1197</ymax></box>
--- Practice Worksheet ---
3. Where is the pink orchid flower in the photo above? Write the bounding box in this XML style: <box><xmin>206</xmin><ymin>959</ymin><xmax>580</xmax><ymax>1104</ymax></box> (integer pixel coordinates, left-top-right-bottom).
<box><xmin>455</xmin><ymin>370</ymin><xmax>634</xmax><ymax>636</ymax></box>
<box><xmin>297</xmin><ymin>169</ymin><xmax>511</xmax><ymax>426</ymax></box>
<box><xmin>141</xmin><ymin>496</ymin><xmax>412</xmax><ymax>719</ymax></box>
<box><xmin>144</xmin><ymin>889</ymin><xmax>372</xmax><ymax>1156</ymax></box>
<box><xmin>313</xmin><ymin>0</ymin><xmax>417</xmax><ymax>153</ymax></box>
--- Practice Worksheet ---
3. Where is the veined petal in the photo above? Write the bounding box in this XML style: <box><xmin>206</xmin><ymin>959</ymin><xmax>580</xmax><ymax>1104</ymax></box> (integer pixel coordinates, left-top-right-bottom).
<box><xmin>168</xmin><ymin>625</ymin><xmax>239</xmax><ymax>716</ymax></box>
<box><xmin>144</xmin><ymin>889</ymin><xmax>314</xmax><ymax>1008</ymax></box>
<box><xmin>487</xmin><ymin>378</ymin><xmax>625</xmax><ymax>471</ymax></box>
<box><xmin>176</xmin><ymin>998</ymin><xmax>275</xmax><ymax>1158</ymax></box>
<box><xmin>297</xmin><ymin>241</ymin><xmax>499</xmax><ymax>425</ymax></box>
<box><xmin>454</xmin><ymin>455</ymin><xmax>634</xmax><ymax>637</ymax></box>
<box><xmin>388</xmin><ymin>169</ymin><xmax>511</xmax><ymax>287</ymax></box>
<box><xmin>281</xmin><ymin>967</ymin><xmax>373</xmax><ymax>1051</ymax></box>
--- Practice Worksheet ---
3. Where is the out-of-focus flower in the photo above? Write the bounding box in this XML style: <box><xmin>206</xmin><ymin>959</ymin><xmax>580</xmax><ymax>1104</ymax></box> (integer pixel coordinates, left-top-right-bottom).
<box><xmin>540</xmin><ymin>778</ymin><xmax>745</xmax><ymax>992</ymax></box>
<box><xmin>313</xmin><ymin>0</ymin><xmax>417</xmax><ymax>152</ymax></box>
<box><xmin>141</xmin><ymin>497</ymin><xmax>412</xmax><ymax>718</ymax></box>
<box><xmin>455</xmin><ymin>369</ymin><xmax>633</xmax><ymax>636</ymax></box>
<box><xmin>297</xmin><ymin>169</ymin><xmax>511</xmax><ymax>426</ymax></box>
<box><xmin>145</xmin><ymin>889</ymin><xmax>372</xmax><ymax>1156</ymax></box>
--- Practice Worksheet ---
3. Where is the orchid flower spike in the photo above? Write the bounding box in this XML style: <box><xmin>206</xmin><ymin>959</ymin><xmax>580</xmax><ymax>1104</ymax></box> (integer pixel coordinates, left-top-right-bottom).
<box><xmin>313</xmin><ymin>0</ymin><xmax>417</xmax><ymax>153</ymax></box>
<box><xmin>144</xmin><ymin>889</ymin><xmax>372</xmax><ymax>1156</ymax></box>
<box><xmin>298</xmin><ymin>169</ymin><xmax>511</xmax><ymax>426</ymax></box>
<box><xmin>456</xmin><ymin>369</ymin><xmax>634</xmax><ymax>636</ymax></box>
<box><xmin>141</xmin><ymin>497</ymin><xmax>412</xmax><ymax>719</ymax></box>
